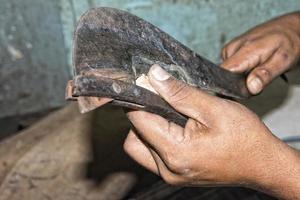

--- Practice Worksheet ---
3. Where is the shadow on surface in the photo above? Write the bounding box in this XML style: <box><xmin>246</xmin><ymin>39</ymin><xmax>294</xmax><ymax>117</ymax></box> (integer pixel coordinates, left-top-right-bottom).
<box><xmin>85</xmin><ymin>104</ymin><xmax>159</xmax><ymax>192</ymax></box>
<box><xmin>240</xmin><ymin>67</ymin><xmax>300</xmax><ymax>118</ymax></box>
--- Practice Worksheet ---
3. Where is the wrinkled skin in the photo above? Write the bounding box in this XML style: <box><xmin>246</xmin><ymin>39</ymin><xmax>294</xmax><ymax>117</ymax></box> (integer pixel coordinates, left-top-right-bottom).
<box><xmin>124</xmin><ymin>65</ymin><xmax>300</xmax><ymax>200</ymax></box>
<box><xmin>221</xmin><ymin>12</ymin><xmax>300</xmax><ymax>94</ymax></box>
<box><xmin>123</xmin><ymin>12</ymin><xmax>300</xmax><ymax>199</ymax></box>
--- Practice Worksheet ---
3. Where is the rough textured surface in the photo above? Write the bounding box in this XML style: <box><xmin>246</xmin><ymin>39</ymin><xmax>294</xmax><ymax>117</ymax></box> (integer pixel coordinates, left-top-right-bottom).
<box><xmin>70</xmin><ymin>7</ymin><xmax>254</xmax><ymax>126</ymax></box>
<box><xmin>0</xmin><ymin>104</ymin><xmax>142</xmax><ymax>200</ymax></box>
<box><xmin>73</xmin><ymin>75</ymin><xmax>188</xmax><ymax>126</ymax></box>
<box><xmin>73</xmin><ymin>7</ymin><xmax>249</xmax><ymax>99</ymax></box>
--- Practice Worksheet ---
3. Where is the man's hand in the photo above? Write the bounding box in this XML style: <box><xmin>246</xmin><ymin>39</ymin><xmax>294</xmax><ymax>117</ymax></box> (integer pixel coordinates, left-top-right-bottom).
<box><xmin>221</xmin><ymin>12</ymin><xmax>300</xmax><ymax>94</ymax></box>
<box><xmin>124</xmin><ymin>65</ymin><xmax>300</xmax><ymax>199</ymax></box>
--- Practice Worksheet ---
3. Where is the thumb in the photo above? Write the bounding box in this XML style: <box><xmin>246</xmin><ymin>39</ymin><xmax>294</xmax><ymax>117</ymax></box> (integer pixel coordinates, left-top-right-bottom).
<box><xmin>148</xmin><ymin>64</ymin><xmax>218</xmax><ymax>121</ymax></box>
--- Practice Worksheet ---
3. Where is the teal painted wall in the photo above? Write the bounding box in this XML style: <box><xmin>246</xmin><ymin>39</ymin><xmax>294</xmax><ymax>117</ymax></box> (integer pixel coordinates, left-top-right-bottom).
<box><xmin>60</xmin><ymin>0</ymin><xmax>300</xmax><ymax>67</ymax></box>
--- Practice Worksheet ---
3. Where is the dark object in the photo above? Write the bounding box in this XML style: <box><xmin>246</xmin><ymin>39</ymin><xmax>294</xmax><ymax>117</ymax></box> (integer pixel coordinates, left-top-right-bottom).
<box><xmin>129</xmin><ymin>180</ymin><xmax>277</xmax><ymax>200</ymax></box>
<box><xmin>73</xmin><ymin>75</ymin><xmax>187</xmax><ymax>127</ymax></box>
<box><xmin>280</xmin><ymin>74</ymin><xmax>289</xmax><ymax>83</ymax></box>
<box><xmin>67</xmin><ymin>7</ymin><xmax>250</xmax><ymax>126</ymax></box>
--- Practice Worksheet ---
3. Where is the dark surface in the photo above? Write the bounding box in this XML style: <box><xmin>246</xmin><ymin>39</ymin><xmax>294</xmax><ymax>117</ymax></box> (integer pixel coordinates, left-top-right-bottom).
<box><xmin>70</xmin><ymin>7</ymin><xmax>252</xmax><ymax>126</ymax></box>
<box><xmin>74</xmin><ymin>75</ymin><xmax>187</xmax><ymax>126</ymax></box>
<box><xmin>130</xmin><ymin>181</ymin><xmax>277</xmax><ymax>200</ymax></box>
<box><xmin>0</xmin><ymin>108</ymin><xmax>57</xmax><ymax>141</ymax></box>
<box><xmin>73</xmin><ymin>7</ymin><xmax>250</xmax><ymax>99</ymax></box>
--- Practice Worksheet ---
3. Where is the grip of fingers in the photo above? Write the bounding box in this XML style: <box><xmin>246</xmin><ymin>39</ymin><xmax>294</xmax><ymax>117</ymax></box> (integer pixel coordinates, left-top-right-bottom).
<box><xmin>148</xmin><ymin>64</ymin><xmax>189</xmax><ymax>104</ymax></box>
<box><xmin>247</xmin><ymin>68</ymin><xmax>272</xmax><ymax>94</ymax></box>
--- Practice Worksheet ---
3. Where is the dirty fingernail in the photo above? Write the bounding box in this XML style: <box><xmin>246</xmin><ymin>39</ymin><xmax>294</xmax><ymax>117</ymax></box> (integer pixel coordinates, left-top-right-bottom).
<box><xmin>225</xmin><ymin>65</ymin><xmax>238</xmax><ymax>72</ymax></box>
<box><xmin>150</xmin><ymin>64</ymin><xmax>170</xmax><ymax>81</ymax></box>
<box><xmin>229</xmin><ymin>66</ymin><xmax>239</xmax><ymax>72</ymax></box>
<box><xmin>248</xmin><ymin>78</ymin><xmax>263</xmax><ymax>94</ymax></box>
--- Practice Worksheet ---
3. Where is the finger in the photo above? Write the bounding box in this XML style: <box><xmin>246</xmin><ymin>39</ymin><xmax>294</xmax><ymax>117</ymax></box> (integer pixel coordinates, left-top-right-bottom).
<box><xmin>124</xmin><ymin>129</ymin><xmax>185</xmax><ymax>184</ymax></box>
<box><xmin>149</xmin><ymin>149</ymin><xmax>186</xmax><ymax>185</ymax></box>
<box><xmin>123</xmin><ymin>129</ymin><xmax>159</xmax><ymax>174</ymax></box>
<box><xmin>127</xmin><ymin>110</ymin><xmax>184</xmax><ymax>155</ymax></box>
<box><xmin>221</xmin><ymin>37</ymin><xmax>245</xmax><ymax>60</ymax></box>
<box><xmin>147</xmin><ymin>64</ymin><xmax>219</xmax><ymax>123</ymax></box>
<box><xmin>125</xmin><ymin>129</ymin><xmax>185</xmax><ymax>184</ymax></box>
<box><xmin>246</xmin><ymin>50</ymin><xmax>292</xmax><ymax>94</ymax></box>
<box><xmin>221</xmin><ymin>37</ymin><xmax>280</xmax><ymax>73</ymax></box>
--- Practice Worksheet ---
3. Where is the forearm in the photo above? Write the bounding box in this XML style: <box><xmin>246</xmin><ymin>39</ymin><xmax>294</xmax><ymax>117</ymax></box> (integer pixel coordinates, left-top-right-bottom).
<box><xmin>252</xmin><ymin>141</ymin><xmax>300</xmax><ymax>200</ymax></box>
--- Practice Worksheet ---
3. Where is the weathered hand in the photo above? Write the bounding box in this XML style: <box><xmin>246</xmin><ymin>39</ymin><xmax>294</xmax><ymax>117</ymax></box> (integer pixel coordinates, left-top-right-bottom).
<box><xmin>221</xmin><ymin>12</ymin><xmax>300</xmax><ymax>94</ymax></box>
<box><xmin>124</xmin><ymin>65</ymin><xmax>300</xmax><ymax>199</ymax></box>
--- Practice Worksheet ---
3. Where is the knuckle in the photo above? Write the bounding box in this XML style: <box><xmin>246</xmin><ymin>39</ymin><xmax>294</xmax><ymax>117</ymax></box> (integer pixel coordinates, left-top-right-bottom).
<box><xmin>244</xmin><ymin>53</ymin><xmax>260</xmax><ymax>68</ymax></box>
<box><xmin>255</xmin><ymin>67</ymin><xmax>272</xmax><ymax>83</ymax></box>
<box><xmin>275</xmin><ymin>32</ymin><xmax>300</xmax><ymax>60</ymax></box>
<box><xmin>166</xmin><ymin>82</ymin><xmax>190</xmax><ymax>105</ymax></box>
<box><xmin>272</xmin><ymin>31</ymin><xmax>292</xmax><ymax>47</ymax></box>
<box><xmin>243</xmin><ymin>42</ymin><xmax>257</xmax><ymax>52</ymax></box>
<box><xmin>242</xmin><ymin>39</ymin><xmax>253</xmax><ymax>46</ymax></box>
<box><xmin>276</xmin><ymin>49</ymin><xmax>292</xmax><ymax>64</ymax></box>
<box><xmin>164</xmin><ymin>152</ymin><xmax>189</xmax><ymax>174</ymax></box>
<box><xmin>185</xmin><ymin>118</ymin><xmax>208</xmax><ymax>136</ymax></box>
<box><xmin>278</xmin><ymin>50</ymin><xmax>290</xmax><ymax>60</ymax></box>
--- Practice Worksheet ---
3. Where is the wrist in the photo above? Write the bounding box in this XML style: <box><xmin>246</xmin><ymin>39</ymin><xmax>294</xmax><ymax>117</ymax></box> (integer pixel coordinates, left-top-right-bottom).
<box><xmin>250</xmin><ymin>140</ymin><xmax>300</xmax><ymax>199</ymax></box>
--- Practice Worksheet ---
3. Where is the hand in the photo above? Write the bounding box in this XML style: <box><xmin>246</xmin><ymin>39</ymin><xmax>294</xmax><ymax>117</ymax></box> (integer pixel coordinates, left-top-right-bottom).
<box><xmin>221</xmin><ymin>12</ymin><xmax>300</xmax><ymax>94</ymax></box>
<box><xmin>124</xmin><ymin>65</ymin><xmax>300</xmax><ymax>199</ymax></box>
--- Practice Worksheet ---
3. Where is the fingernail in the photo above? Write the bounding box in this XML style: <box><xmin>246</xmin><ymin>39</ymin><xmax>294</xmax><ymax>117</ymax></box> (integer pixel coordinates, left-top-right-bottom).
<box><xmin>150</xmin><ymin>64</ymin><xmax>170</xmax><ymax>81</ymax></box>
<box><xmin>225</xmin><ymin>66</ymin><xmax>239</xmax><ymax>72</ymax></box>
<box><xmin>221</xmin><ymin>63</ymin><xmax>237</xmax><ymax>72</ymax></box>
<box><xmin>228</xmin><ymin>67</ymin><xmax>239</xmax><ymax>72</ymax></box>
<box><xmin>248</xmin><ymin>78</ymin><xmax>263</xmax><ymax>94</ymax></box>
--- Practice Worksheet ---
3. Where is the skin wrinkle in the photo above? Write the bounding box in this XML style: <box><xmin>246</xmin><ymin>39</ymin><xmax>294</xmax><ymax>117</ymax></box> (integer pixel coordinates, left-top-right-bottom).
<box><xmin>126</xmin><ymin>64</ymin><xmax>300</xmax><ymax>198</ymax></box>
<box><xmin>164</xmin><ymin>81</ymin><xmax>190</xmax><ymax>104</ymax></box>
<box><xmin>168</xmin><ymin>121</ymin><xmax>184</xmax><ymax>143</ymax></box>
<box><xmin>258</xmin><ymin>49</ymin><xmax>290</xmax><ymax>80</ymax></box>
<box><xmin>253</xmin><ymin>68</ymin><xmax>272</xmax><ymax>85</ymax></box>
<box><xmin>228</xmin><ymin>37</ymin><xmax>280</xmax><ymax>73</ymax></box>
<box><xmin>124</xmin><ymin>12</ymin><xmax>300</xmax><ymax>200</ymax></box>
<box><xmin>222</xmin><ymin>12</ymin><xmax>300</xmax><ymax>92</ymax></box>
<box><xmin>223</xmin><ymin>37</ymin><xmax>247</xmax><ymax>59</ymax></box>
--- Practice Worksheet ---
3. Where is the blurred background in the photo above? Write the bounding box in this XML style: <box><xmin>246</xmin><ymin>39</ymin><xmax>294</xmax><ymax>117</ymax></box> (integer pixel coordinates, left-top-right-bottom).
<box><xmin>0</xmin><ymin>0</ymin><xmax>300</xmax><ymax>199</ymax></box>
